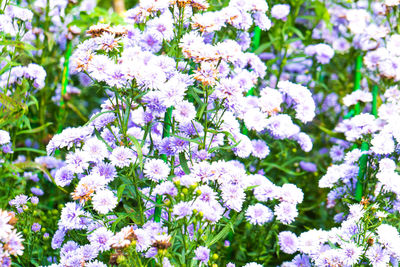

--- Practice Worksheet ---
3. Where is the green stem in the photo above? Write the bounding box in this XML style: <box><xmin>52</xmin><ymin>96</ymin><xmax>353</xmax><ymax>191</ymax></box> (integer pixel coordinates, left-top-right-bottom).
<box><xmin>57</xmin><ymin>40</ymin><xmax>73</xmax><ymax>133</ymax></box>
<box><xmin>372</xmin><ymin>85</ymin><xmax>378</xmax><ymax>118</ymax></box>
<box><xmin>155</xmin><ymin>107</ymin><xmax>173</xmax><ymax>222</ymax></box>
<box><xmin>353</xmin><ymin>55</ymin><xmax>363</xmax><ymax>115</ymax></box>
<box><xmin>355</xmin><ymin>142</ymin><xmax>369</xmax><ymax>202</ymax></box>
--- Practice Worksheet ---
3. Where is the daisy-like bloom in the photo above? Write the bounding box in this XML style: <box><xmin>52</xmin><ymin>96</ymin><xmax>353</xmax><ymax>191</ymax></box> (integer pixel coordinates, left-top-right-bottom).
<box><xmin>88</xmin><ymin>227</ymin><xmax>113</xmax><ymax>252</ymax></box>
<box><xmin>371</xmin><ymin>133</ymin><xmax>395</xmax><ymax>154</ymax></box>
<box><xmin>59</xmin><ymin>202</ymin><xmax>86</xmax><ymax>230</ymax></box>
<box><xmin>83</xmin><ymin>138</ymin><xmax>109</xmax><ymax>162</ymax></box>
<box><xmin>221</xmin><ymin>185</ymin><xmax>246</xmax><ymax>212</ymax></box>
<box><xmin>193</xmin><ymin>62</ymin><xmax>218</xmax><ymax>86</ymax></box>
<box><xmin>278</xmin><ymin>231</ymin><xmax>298</xmax><ymax>254</ymax></box>
<box><xmin>245</xmin><ymin>204</ymin><xmax>274</xmax><ymax>225</ymax></box>
<box><xmin>243</xmin><ymin>108</ymin><xmax>268</xmax><ymax>132</ymax></box>
<box><xmin>4</xmin><ymin>229</ymin><xmax>24</xmax><ymax>256</ymax></box>
<box><xmin>0</xmin><ymin>210</ymin><xmax>12</xmax><ymax>239</ymax></box>
<box><xmin>65</xmin><ymin>150</ymin><xmax>90</xmax><ymax>174</ymax></box>
<box><xmin>92</xmin><ymin>162</ymin><xmax>117</xmax><ymax>182</ymax></box>
<box><xmin>277</xmin><ymin>184</ymin><xmax>304</xmax><ymax>204</ymax></box>
<box><xmin>79</xmin><ymin>244</ymin><xmax>99</xmax><ymax>262</ymax></box>
<box><xmin>194</xmin><ymin>246</ymin><xmax>210</xmax><ymax>264</ymax></box>
<box><xmin>110</xmin><ymin>226</ymin><xmax>136</xmax><ymax>249</ymax></box>
<box><xmin>341</xmin><ymin>243</ymin><xmax>363</xmax><ymax>266</ymax></box>
<box><xmin>51</xmin><ymin>228</ymin><xmax>67</xmax><ymax>249</ymax></box>
<box><xmin>172</xmin><ymin>202</ymin><xmax>192</xmax><ymax>219</ymax></box>
<box><xmin>366</xmin><ymin>244</ymin><xmax>390</xmax><ymax>266</ymax></box>
<box><xmin>71</xmin><ymin>183</ymin><xmax>95</xmax><ymax>204</ymax></box>
<box><xmin>92</xmin><ymin>189</ymin><xmax>118</xmax><ymax>214</ymax></box>
<box><xmin>251</xmin><ymin>139</ymin><xmax>270</xmax><ymax>159</ymax></box>
<box><xmin>173</xmin><ymin>100</ymin><xmax>196</xmax><ymax>123</ymax></box>
<box><xmin>0</xmin><ymin>130</ymin><xmax>10</xmax><ymax>145</ymax></box>
<box><xmin>347</xmin><ymin>204</ymin><xmax>365</xmax><ymax>221</ymax></box>
<box><xmin>134</xmin><ymin>228</ymin><xmax>151</xmax><ymax>252</ymax></box>
<box><xmin>109</xmin><ymin>146</ymin><xmax>135</xmax><ymax>168</ymax></box>
<box><xmin>144</xmin><ymin>159</ymin><xmax>170</xmax><ymax>182</ymax></box>
<box><xmin>96</xmin><ymin>32</ymin><xmax>120</xmax><ymax>52</ymax></box>
<box><xmin>274</xmin><ymin>202</ymin><xmax>298</xmax><ymax>225</ymax></box>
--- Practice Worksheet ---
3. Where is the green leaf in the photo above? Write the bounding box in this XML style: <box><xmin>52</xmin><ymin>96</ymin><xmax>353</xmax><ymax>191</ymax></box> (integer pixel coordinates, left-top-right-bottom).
<box><xmin>16</xmin><ymin>122</ymin><xmax>52</xmax><ymax>135</ymax></box>
<box><xmin>179</xmin><ymin>152</ymin><xmax>191</xmax><ymax>174</ymax></box>
<box><xmin>117</xmin><ymin>184</ymin><xmax>127</xmax><ymax>202</ymax></box>
<box><xmin>13</xmin><ymin>147</ymin><xmax>47</xmax><ymax>155</ymax></box>
<box><xmin>129</xmin><ymin>135</ymin><xmax>143</xmax><ymax>170</ymax></box>
<box><xmin>94</xmin><ymin>128</ymin><xmax>113</xmax><ymax>151</ymax></box>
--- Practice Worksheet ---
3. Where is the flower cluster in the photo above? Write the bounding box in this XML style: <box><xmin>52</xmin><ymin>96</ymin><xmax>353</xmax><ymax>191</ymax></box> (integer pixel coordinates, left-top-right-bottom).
<box><xmin>0</xmin><ymin>209</ymin><xmax>24</xmax><ymax>266</ymax></box>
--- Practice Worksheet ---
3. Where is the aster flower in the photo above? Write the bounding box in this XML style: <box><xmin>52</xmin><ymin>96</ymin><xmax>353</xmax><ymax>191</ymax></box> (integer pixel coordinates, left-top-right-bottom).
<box><xmin>274</xmin><ymin>202</ymin><xmax>298</xmax><ymax>225</ymax></box>
<box><xmin>194</xmin><ymin>246</ymin><xmax>210</xmax><ymax>264</ymax></box>
<box><xmin>278</xmin><ymin>231</ymin><xmax>298</xmax><ymax>254</ymax></box>
<box><xmin>366</xmin><ymin>244</ymin><xmax>390</xmax><ymax>266</ymax></box>
<box><xmin>59</xmin><ymin>202</ymin><xmax>87</xmax><ymax>230</ymax></box>
<box><xmin>31</xmin><ymin>223</ymin><xmax>41</xmax><ymax>232</ymax></box>
<box><xmin>172</xmin><ymin>202</ymin><xmax>192</xmax><ymax>219</ymax></box>
<box><xmin>173</xmin><ymin>100</ymin><xmax>196</xmax><ymax>123</ymax></box>
<box><xmin>144</xmin><ymin>159</ymin><xmax>170</xmax><ymax>182</ymax></box>
<box><xmin>341</xmin><ymin>243</ymin><xmax>363</xmax><ymax>266</ymax></box>
<box><xmin>110</xmin><ymin>146</ymin><xmax>136</xmax><ymax>168</ymax></box>
<box><xmin>54</xmin><ymin>166</ymin><xmax>75</xmax><ymax>187</ymax></box>
<box><xmin>245</xmin><ymin>203</ymin><xmax>274</xmax><ymax>225</ymax></box>
<box><xmin>88</xmin><ymin>227</ymin><xmax>113</xmax><ymax>252</ymax></box>
<box><xmin>83</xmin><ymin>138</ymin><xmax>109</xmax><ymax>162</ymax></box>
<box><xmin>92</xmin><ymin>189</ymin><xmax>118</xmax><ymax>214</ymax></box>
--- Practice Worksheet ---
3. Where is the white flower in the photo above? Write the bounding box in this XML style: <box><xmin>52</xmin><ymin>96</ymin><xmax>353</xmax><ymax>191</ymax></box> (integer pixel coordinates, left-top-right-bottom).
<box><xmin>0</xmin><ymin>130</ymin><xmax>10</xmax><ymax>145</ymax></box>
<box><xmin>92</xmin><ymin>189</ymin><xmax>118</xmax><ymax>214</ymax></box>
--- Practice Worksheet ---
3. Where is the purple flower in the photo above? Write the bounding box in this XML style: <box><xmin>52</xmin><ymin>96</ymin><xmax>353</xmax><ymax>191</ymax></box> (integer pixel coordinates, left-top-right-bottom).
<box><xmin>194</xmin><ymin>246</ymin><xmax>210</xmax><ymax>264</ymax></box>
<box><xmin>30</xmin><ymin>196</ymin><xmax>39</xmax><ymax>205</ymax></box>
<box><xmin>278</xmin><ymin>231</ymin><xmax>298</xmax><ymax>254</ymax></box>
<box><xmin>92</xmin><ymin>162</ymin><xmax>117</xmax><ymax>182</ymax></box>
<box><xmin>31</xmin><ymin>223</ymin><xmax>41</xmax><ymax>232</ymax></box>
<box><xmin>274</xmin><ymin>202</ymin><xmax>298</xmax><ymax>225</ymax></box>
<box><xmin>299</xmin><ymin>161</ymin><xmax>317</xmax><ymax>172</ymax></box>
<box><xmin>51</xmin><ymin>228</ymin><xmax>67</xmax><ymax>249</ymax></box>
<box><xmin>30</xmin><ymin>187</ymin><xmax>44</xmax><ymax>196</ymax></box>
<box><xmin>140</xmin><ymin>30</ymin><xmax>162</xmax><ymax>53</ymax></box>
<box><xmin>55</xmin><ymin>166</ymin><xmax>75</xmax><ymax>187</ymax></box>
<box><xmin>251</xmin><ymin>139</ymin><xmax>270</xmax><ymax>159</ymax></box>
<box><xmin>245</xmin><ymin>203</ymin><xmax>274</xmax><ymax>225</ymax></box>
<box><xmin>172</xmin><ymin>202</ymin><xmax>192</xmax><ymax>219</ymax></box>
<box><xmin>88</xmin><ymin>227</ymin><xmax>113</xmax><ymax>252</ymax></box>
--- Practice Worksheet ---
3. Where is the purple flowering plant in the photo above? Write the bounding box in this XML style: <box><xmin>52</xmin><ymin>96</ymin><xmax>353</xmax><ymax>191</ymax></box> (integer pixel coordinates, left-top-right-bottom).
<box><xmin>2</xmin><ymin>0</ymin><xmax>400</xmax><ymax>266</ymax></box>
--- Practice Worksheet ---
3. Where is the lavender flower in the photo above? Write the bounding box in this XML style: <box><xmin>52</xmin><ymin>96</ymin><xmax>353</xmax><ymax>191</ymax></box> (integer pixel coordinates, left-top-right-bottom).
<box><xmin>194</xmin><ymin>246</ymin><xmax>210</xmax><ymax>264</ymax></box>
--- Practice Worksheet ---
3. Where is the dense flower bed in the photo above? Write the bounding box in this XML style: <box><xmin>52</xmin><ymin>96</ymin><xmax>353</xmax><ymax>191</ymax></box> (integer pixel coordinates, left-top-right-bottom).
<box><xmin>1</xmin><ymin>0</ymin><xmax>400</xmax><ymax>266</ymax></box>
